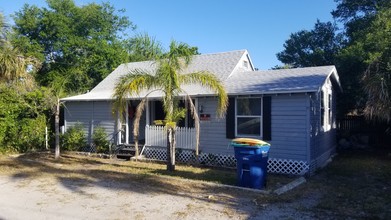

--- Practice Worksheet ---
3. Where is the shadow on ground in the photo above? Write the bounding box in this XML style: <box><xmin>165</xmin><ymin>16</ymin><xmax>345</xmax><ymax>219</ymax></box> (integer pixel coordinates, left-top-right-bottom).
<box><xmin>2</xmin><ymin>149</ymin><xmax>389</xmax><ymax>219</ymax></box>
<box><xmin>0</xmin><ymin>152</ymin><xmax>262</xmax><ymax>218</ymax></box>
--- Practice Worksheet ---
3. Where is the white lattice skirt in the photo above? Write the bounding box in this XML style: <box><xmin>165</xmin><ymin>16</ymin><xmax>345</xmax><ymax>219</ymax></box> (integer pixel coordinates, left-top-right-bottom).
<box><xmin>143</xmin><ymin>146</ymin><xmax>310</xmax><ymax>175</ymax></box>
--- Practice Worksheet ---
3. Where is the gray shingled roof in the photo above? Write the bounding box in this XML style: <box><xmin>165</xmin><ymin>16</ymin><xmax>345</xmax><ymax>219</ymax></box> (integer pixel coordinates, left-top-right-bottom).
<box><xmin>225</xmin><ymin>65</ymin><xmax>339</xmax><ymax>95</ymax></box>
<box><xmin>62</xmin><ymin>50</ymin><xmax>248</xmax><ymax>101</ymax></box>
<box><xmin>62</xmin><ymin>50</ymin><xmax>340</xmax><ymax>101</ymax></box>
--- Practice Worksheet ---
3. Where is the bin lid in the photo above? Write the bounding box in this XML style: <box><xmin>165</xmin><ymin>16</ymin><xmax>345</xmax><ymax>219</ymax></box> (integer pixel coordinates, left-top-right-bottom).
<box><xmin>231</xmin><ymin>138</ymin><xmax>270</xmax><ymax>146</ymax></box>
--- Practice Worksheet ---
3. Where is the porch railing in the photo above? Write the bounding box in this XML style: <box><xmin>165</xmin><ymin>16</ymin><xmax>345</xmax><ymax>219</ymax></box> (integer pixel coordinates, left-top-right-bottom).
<box><xmin>145</xmin><ymin>125</ymin><xmax>196</xmax><ymax>150</ymax></box>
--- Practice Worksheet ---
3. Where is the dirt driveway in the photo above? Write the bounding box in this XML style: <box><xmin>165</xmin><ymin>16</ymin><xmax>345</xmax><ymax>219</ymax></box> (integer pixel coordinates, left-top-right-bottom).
<box><xmin>0</xmin><ymin>153</ymin><xmax>320</xmax><ymax>220</ymax></box>
<box><xmin>0</xmin><ymin>150</ymin><xmax>389</xmax><ymax>219</ymax></box>
<box><xmin>0</xmin><ymin>174</ymin><xmax>325</xmax><ymax>220</ymax></box>
<box><xmin>0</xmin><ymin>173</ymin><xmax>261</xmax><ymax>220</ymax></box>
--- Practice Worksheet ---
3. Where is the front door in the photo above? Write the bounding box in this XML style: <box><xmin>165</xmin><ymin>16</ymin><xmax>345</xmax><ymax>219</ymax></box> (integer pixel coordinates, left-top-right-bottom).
<box><xmin>118</xmin><ymin>100</ymin><xmax>146</xmax><ymax>144</ymax></box>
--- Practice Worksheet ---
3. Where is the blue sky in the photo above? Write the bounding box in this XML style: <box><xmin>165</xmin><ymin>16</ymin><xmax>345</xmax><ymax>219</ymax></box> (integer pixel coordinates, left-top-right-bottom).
<box><xmin>1</xmin><ymin>0</ymin><xmax>337</xmax><ymax>70</ymax></box>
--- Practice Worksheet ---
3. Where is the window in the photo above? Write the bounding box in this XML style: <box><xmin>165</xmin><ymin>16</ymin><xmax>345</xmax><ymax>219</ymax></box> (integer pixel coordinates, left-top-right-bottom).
<box><xmin>243</xmin><ymin>60</ymin><xmax>248</xmax><ymax>68</ymax></box>
<box><xmin>321</xmin><ymin>83</ymin><xmax>332</xmax><ymax>131</ymax></box>
<box><xmin>236</xmin><ymin>97</ymin><xmax>262</xmax><ymax>137</ymax></box>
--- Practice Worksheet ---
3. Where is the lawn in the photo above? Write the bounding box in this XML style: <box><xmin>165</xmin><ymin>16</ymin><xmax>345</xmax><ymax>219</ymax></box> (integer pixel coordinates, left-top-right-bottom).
<box><xmin>255</xmin><ymin>148</ymin><xmax>391</xmax><ymax>219</ymax></box>
<box><xmin>312</xmin><ymin>149</ymin><xmax>391</xmax><ymax>218</ymax></box>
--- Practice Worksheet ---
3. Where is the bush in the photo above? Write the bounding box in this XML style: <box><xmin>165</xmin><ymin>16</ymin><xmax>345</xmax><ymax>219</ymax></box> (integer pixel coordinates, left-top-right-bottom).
<box><xmin>19</xmin><ymin>115</ymin><xmax>46</xmax><ymax>152</ymax></box>
<box><xmin>62</xmin><ymin>123</ymin><xmax>86</xmax><ymax>151</ymax></box>
<box><xmin>0</xmin><ymin>85</ymin><xmax>48</xmax><ymax>153</ymax></box>
<box><xmin>92</xmin><ymin>126</ymin><xmax>109</xmax><ymax>153</ymax></box>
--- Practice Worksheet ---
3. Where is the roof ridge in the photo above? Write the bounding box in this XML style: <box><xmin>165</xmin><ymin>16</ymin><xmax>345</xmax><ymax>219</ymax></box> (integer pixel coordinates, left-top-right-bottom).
<box><xmin>252</xmin><ymin>65</ymin><xmax>335</xmax><ymax>72</ymax></box>
<box><xmin>120</xmin><ymin>50</ymin><xmax>247</xmax><ymax>65</ymax></box>
<box><xmin>195</xmin><ymin>49</ymin><xmax>247</xmax><ymax>56</ymax></box>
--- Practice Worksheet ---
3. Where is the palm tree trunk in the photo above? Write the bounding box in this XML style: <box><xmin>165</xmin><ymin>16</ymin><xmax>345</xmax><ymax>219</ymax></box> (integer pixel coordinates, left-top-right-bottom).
<box><xmin>54</xmin><ymin>99</ymin><xmax>60</xmax><ymax>159</ymax></box>
<box><xmin>166</xmin><ymin>127</ymin><xmax>176</xmax><ymax>171</ymax></box>
<box><xmin>172</xmin><ymin>128</ymin><xmax>176</xmax><ymax>170</ymax></box>
<box><xmin>134</xmin><ymin>135</ymin><xmax>139</xmax><ymax>160</ymax></box>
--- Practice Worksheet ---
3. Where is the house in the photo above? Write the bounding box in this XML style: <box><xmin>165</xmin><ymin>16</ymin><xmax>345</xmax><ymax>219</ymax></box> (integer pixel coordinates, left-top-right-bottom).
<box><xmin>62</xmin><ymin>50</ymin><xmax>342</xmax><ymax>175</ymax></box>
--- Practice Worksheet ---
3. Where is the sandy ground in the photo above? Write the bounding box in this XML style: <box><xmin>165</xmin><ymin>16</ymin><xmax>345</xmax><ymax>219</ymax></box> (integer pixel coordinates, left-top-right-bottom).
<box><xmin>0</xmin><ymin>175</ymin><xmax>260</xmax><ymax>220</ymax></box>
<box><xmin>0</xmin><ymin>173</ymin><xmax>324</xmax><ymax>220</ymax></box>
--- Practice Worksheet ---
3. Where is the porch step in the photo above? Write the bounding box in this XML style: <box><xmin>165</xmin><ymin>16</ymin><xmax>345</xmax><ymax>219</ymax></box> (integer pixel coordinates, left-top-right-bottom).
<box><xmin>115</xmin><ymin>144</ymin><xmax>140</xmax><ymax>160</ymax></box>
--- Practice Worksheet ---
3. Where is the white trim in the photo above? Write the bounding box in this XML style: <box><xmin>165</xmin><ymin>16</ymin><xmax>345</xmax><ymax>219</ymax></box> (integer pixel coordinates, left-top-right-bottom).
<box><xmin>306</xmin><ymin>95</ymin><xmax>311</xmax><ymax>164</ymax></box>
<box><xmin>90</xmin><ymin>101</ymin><xmax>94</xmax><ymax>144</ymax></box>
<box><xmin>117</xmin><ymin>111</ymin><xmax>121</xmax><ymax>145</ymax></box>
<box><xmin>234</xmin><ymin>97</ymin><xmax>263</xmax><ymax>138</ymax></box>
<box><xmin>321</xmin><ymin>79</ymin><xmax>332</xmax><ymax>131</ymax></box>
<box><xmin>125</xmin><ymin>102</ymin><xmax>129</xmax><ymax>144</ymax></box>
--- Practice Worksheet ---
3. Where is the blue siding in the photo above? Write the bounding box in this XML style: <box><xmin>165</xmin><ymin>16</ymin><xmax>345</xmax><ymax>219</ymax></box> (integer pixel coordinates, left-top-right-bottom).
<box><xmin>309</xmin><ymin>80</ymin><xmax>338</xmax><ymax>172</ymax></box>
<box><xmin>198</xmin><ymin>97</ymin><xmax>231</xmax><ymax>155</ymax></box>
<box><xmin>198</xmin><ymin>94</ymin><xmax>310</xmax><ymax>161</ymax></box>
<box><xmin>64</xmin><ymin>101</ymin><xmax>116</xmax><ymax>143</ymax></box>
<box><xmin>269</xmin><ymin>94</ymin><xmax>309</xmax><ymax>161</ymax></box>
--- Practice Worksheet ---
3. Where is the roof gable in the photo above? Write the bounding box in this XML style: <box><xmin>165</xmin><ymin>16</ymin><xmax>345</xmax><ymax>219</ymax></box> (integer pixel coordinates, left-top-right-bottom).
<box><xmin>91</xmin><ymin>50</ymin><xmax>247</xmax><ymax>93</ymax></box>
<box><xmin>62</xmin><ymin>50</ymin><xmax>248</xmax><ymax>101</ymax></box>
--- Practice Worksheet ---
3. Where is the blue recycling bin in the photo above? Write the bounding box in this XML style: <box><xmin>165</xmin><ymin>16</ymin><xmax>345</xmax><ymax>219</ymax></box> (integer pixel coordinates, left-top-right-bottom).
<box><xmin>232</xmin><ymin>138</ymin><xmax>270</xmax><ymax>189</ymax></box>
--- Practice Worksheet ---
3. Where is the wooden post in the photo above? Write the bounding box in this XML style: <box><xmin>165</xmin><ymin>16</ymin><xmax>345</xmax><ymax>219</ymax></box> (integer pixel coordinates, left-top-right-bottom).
<box><xmin>45</xmin><ymin>126</ymin><xmax>48</xmax><ymax>150</ymax></box>
<box><xmin>54</xmin><ymin>99</ymin><xmax>60</xmax><ymax>159</ymax></box>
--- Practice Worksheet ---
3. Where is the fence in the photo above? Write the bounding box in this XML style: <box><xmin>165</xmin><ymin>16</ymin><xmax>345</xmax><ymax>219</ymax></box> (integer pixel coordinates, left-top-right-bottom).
<box><xmin>337</xmin><ymin>115</ymin><xmax>368</xmax><ymax>133</ymax></box>
<box><xmin>144</xmin><ymin>125</ymin><xmax>196</xmax><ymax>149</ymax></box>
<box><xmin>337</xmin><ymin>115</ymin><xmax>391</xmax><ymax>147</ymax></box>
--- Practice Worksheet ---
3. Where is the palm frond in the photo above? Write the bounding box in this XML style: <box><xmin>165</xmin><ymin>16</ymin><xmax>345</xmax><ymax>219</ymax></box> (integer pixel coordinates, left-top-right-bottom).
<box><xmin>0</xmin><ymin>45</ymin><xmax>39</xmax><ymax>90</ymax></box>
<box><xmin>363</xmin><ymin>60</ymin><xmax>391</xmax><ymax>121</ymax></box>
<box><xmin>128</xmin><ymin>33</ymin><xmax>163</xmax><ymax>62</ymax></box>
<box><xmin>180</xmin><ymin>71</ymin><xmax>228</xmax><ymax>118</ymax></box>
<box><xmin>112</xmin><ymin>70</ymin><xmax>158</xmax><ymax>121</ymax></box>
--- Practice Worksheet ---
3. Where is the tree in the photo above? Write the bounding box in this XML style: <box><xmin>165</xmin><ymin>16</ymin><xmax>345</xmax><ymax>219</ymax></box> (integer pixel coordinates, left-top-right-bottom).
<box><xmin>356</xmin><ymin>6</ymin><xmax>391</xmax><ymax>120</ymax></box>
<box><xmin>48</xmin><ymin>73</ymin><xmax>73</xmax><ymax>159</ymax></box>
<box><xmin>276</xmin><ymin>1</ymin><xmax>391</xmax><ymax>116</ymax></box>
<box><xmin>0</xmin><ymin>13</ymin><xmax>38</xmax><ymax>87</ymax></box>
<box><xmin>276</xmin><ymin>20</ymin><xmax>343</xmax><ymax>68</ymax></box>
<box><xmin>126</xmin><ymin>33</ymin><xmax>164</xmax><ymax>62</ymax></box>
<box><xmin>113</xmin><ymin>40</ymin><xmax>228</xmax><ymax>171</ymax></box>
<box><xmin>11</xmin><ymin>0</ymin><xmax>134</xmax><ymax>92</ymax></box>
<box><xmin>332</xmin><ymin>0</ymin><xmax>390</xmax><ymax>41</ymax></box>
<box><xmin>331</xmin><ymin>0</ymin><xmax>391</xmax><ymax>119</ymax></box>
<box><xmin>0</xmin><ymin>13</ymin><xmax>9</xmax><ymax>46</ymax></box>
<box><xmin>0</xmin><ymin>83</ymin><xmax>50</xmax><ymax>153</ymax></box>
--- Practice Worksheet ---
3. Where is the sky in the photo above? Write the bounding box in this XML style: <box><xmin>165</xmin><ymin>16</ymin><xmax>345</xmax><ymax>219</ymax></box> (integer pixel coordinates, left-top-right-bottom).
<box><xmin>1</xmin><ymin>0</ymin><xmax>337</xmax><ymax>70</ymax></box>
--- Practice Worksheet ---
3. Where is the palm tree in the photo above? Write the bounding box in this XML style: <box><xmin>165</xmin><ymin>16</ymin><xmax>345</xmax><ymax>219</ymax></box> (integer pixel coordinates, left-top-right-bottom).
<box><xmin>0</xmin><ymin>12</ymin><xmax>9</xmax><ymax>46</ymax></box>
<box><xmin>48</xmin><ymin>74</ymin><xmax>69</xmax><ymax>159</ymax></box>
<box><xmin>0</xmin><ymin>13</ymin><xmax>39</xmax><ymax>88</ymax></box>
<box><xmin>127</xmin><ymin>33</ymin><xmax>163</xmax><ymax>62</ymax></box>
<box><xmin>0</xmin><ymin>13</ymin><xmax>24</xmax><ymax>82</ymax></box>
<box><xmin>114</xmin><ymin>40</ymin><xmax>228</xmax><ymax>171</ymax></box>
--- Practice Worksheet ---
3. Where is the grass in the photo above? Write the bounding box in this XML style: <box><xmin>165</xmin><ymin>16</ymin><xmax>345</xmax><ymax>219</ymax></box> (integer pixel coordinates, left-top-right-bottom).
<box><xmin>262</xmin><ymin>148</ymin><xmax>391</xmax><ymax>219</ymax></box>
<box><xmin>312</xmin><ymin>149</ymin><xmax>391</xmax><ymax>218</ymax></box>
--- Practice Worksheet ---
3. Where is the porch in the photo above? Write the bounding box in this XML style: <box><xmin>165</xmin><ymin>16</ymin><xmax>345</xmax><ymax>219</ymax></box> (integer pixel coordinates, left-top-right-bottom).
<box><xmin>116</xmin><ymin>123</ymin><xmax>309</xmax><ymax>176</ymax></box>
<box><xmin>115</xmin><ymin>125</ymin><xmax>197</xmax><ymax>158</ymax></box>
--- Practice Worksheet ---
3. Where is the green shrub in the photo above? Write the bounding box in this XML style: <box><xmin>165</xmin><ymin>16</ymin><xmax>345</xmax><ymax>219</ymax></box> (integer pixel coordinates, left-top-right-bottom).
<box><xmin>0</xmin><ymin>85</ymin><xmax>49</xmax><ymax>153</ymax></box>
<box><xmin>19</xmin><ymin>115</ymin><xmax>46</xmax><ymax>152</ymax></box>
<box><xmin>62</xmin><ymin>123</ymin><xmax>86</xmax><ymax>151</ymax></box>
<box><xmin>92</xmin><ymin>126</ymin><xmax>109</xmax><ymax>153</ymax></box>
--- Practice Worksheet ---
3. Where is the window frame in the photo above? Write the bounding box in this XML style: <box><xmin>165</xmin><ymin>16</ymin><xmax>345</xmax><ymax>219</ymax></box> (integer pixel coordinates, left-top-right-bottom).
<box><xmin>321</xmin><ymin>80</ymin><xmax>332</xmax><ymax>131</ymax></box>
<box><xmin>235</xmin><ymin>97</ymin><xmax>263</xmax><ymax>138</ymax></box>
